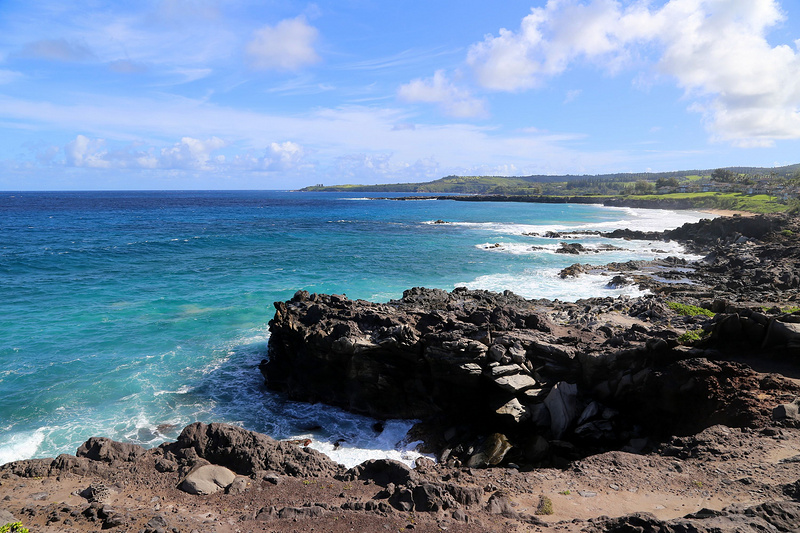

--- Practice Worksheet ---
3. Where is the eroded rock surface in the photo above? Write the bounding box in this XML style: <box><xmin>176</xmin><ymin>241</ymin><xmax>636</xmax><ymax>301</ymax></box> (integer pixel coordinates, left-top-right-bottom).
<box><xmin>263</xmin><ymin>214</ymin><xmax>800</xmax><ymax>469</ymax></box>
<box><xmin>263</xmin><ymin>286</ymin><xmax>800</xmax><ymax>468</ymax></box>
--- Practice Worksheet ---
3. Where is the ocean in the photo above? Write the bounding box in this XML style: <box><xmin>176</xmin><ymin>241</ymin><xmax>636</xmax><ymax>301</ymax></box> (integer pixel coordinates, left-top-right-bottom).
<box><xmin>0</xmin><ymin>191</ymin><xmax>712</xmax><ymax>468</ymax></box>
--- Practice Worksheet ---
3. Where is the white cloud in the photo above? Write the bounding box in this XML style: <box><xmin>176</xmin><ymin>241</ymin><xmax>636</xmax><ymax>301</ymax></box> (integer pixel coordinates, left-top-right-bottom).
<box><xmin>466</xmin><ymin>0</ymin><xmax>800</xmax><ymax>146</ymax></box>
<box><xmin>398</xmin><ymin>70</ymin><xmax>488</xmax><ymax>118</ymax></box>
<box><xmin>63</xmin><ymin>135</ymin><xmax>227</xmax><ymax>170</ymax></box>
<box><xmin>246</xmin><ymin>16</ymin><xmax>320</xmax><ymax>71</ymax></box>
<box><xmin>159</xmin><ymin>137</ymin><xmax>226</xmax><ymax>169</ymax></box>
<box><xmin>234</xmin><ymin>141</ymin><xmax>307</xmax><ymax>171</ymax></box>
<box><xmin>65</xmin><ymin>135</ymin><xmax>111</xmax><ymax>167</ymax></box>
<box><xmin>5</xmin><ymin>92</ymin><xmax>668</xmax><ymax>184</ymax></box>
<box><xmin>262</xmin><ymin>141</ymin><xmax>304</xmax><ymax>170</ymax></box>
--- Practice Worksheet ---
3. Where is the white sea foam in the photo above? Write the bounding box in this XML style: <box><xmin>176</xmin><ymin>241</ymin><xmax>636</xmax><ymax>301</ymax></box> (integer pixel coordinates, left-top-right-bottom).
<box><xmin>458</xmin><ymin>269</ymin><xmax>649</xmax><ymax>301</ymax></box>
<box><xmin>153</xmin><ymin>385</ymin><xmax>193</xmax><ymax>396</ymax></box>
<box><xmin>300</xmin><ymin>419</ymin><xmax>433</xmax><ymax>469</ymax></box>
<box><xmin>475</xmin><ymin>239</ymin><xmax>702</xmax><ymax>260</ymax></box>
<box><xmin>0</xmin><ymin>428</ymin><xmax>47</xmax><ymax>464</ymax></box>
<box><xmin>430</xmin><ymin>207</ymin><xmax>713</xmax><ymax>236</ymax></box>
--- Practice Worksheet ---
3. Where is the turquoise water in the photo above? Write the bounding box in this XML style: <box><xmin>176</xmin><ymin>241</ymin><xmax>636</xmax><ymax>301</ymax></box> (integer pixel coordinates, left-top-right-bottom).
<box><xmin>0</xmin><ymin>191</ymin><xmax>711</xmax><ymax>466</ymax></box>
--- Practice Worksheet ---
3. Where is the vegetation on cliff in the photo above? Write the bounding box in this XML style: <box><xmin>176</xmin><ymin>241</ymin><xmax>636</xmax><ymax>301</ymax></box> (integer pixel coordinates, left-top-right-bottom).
<box><xmin>302</xmin><ymin>164</ymin><xmax>800</xmax><ymax>214</ymax></box>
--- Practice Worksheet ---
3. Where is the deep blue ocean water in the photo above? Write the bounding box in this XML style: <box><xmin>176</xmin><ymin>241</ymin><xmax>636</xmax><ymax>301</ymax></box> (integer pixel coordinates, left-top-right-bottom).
<box><xmin>0</xmin><ymin>191</ymin><xmax>712</xmax><ymax>466</ymax></box>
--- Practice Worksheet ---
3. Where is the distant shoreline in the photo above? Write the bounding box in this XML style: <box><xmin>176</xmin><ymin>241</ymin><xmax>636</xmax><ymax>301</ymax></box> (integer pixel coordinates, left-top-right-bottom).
<box><xmin>369</xmin><ymin>193</ymin><xmax>765</xmax><ymax>214</ymax></box>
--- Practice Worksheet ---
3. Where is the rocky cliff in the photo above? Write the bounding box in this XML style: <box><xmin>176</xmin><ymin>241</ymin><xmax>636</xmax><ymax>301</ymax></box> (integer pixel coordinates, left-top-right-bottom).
<box><xmin>263</xmin><ymin>214</ymin><xmax>800</xmax><ymax>470</ymax></box>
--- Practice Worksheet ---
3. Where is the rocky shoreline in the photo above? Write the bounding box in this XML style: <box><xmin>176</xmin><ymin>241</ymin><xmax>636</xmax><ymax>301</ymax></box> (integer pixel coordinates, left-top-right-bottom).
<box><xmin>377</xmin><ymin>192</ymin><xmax>759</xmax><ymax>211</ymax></box>
<box><xmin>4</xmin><ymin>213</ymin><xmax>800</xmax><ymax>532</ymax></box>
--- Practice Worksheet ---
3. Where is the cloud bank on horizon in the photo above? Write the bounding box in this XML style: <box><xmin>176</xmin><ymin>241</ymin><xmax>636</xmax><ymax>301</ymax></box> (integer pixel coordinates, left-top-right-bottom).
<box><xmin>0</xmin><ymin>0</ymin><xmax>798</xmax><ymax>189</ymax></box>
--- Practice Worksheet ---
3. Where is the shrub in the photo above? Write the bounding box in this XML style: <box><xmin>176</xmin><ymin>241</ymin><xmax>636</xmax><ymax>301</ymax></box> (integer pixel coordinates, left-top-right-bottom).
<box><xmin>677</xmin><ymin>329</ymin><xmax>706</xmax><ymax>345</ymax></box>
<box><xmin>0</xmin><ymin>523</ymin><xmax>30</xmax><ymax>533</ymax></box>
<box><xmin>535</xmin><ymin>495</ymin><xmax>554</xmax><ymax>515</ymax></box>
<box><xmin>667</xmin><ymin>302</ymin><xmax>715</xmax><ymax>317</ymax></box>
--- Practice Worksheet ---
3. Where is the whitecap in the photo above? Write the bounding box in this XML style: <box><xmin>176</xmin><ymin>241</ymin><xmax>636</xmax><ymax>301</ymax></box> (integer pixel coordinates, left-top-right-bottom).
<box><xmin>153</xmin><ymin>385</ymin><xmax>194</xmax><ymax>397</ymax></box>
<box><xmin>300</xmin><ymin>419</ymin><xmax>434</xmax><ymax>469</ymax></box>
<box><xmin>457</xmin><ymin>268</ymin><xmax>649</xmax><ymax>301</ymax></box>
<box><xmin>0</xmin><ymin>428</ymin><xmax>48</xmax><ymax>464</ymax></box>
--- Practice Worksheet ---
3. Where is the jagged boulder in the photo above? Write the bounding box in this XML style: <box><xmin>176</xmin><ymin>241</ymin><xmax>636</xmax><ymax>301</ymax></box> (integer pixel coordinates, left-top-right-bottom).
<box><xmin>77</xmin><ymin>437</ymin><xmax>145</xmax><ymax>464</ymax></box>
<box><xmin>162</xmin><ymin>422</ymin><xmax>346</xmax><ymax>477</ymax></box>
<box><xmin>264</xmin><ymin>282</ymin><xmax>800</xmax><ymax>467</ymax></box>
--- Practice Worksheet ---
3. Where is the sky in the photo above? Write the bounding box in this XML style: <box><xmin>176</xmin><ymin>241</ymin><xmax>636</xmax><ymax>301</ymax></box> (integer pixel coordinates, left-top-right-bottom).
<box><xmin>1</xmin><ymin>0</ymin><xmax>799</xmax><ymax>190</ymax></box>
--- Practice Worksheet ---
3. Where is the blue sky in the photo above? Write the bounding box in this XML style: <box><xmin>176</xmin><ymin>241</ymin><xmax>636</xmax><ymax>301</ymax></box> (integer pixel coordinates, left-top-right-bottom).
<box><xmin>1</xmin><ymin>0</ymin><xmax>799</xmax><ymax>190</ymax></box>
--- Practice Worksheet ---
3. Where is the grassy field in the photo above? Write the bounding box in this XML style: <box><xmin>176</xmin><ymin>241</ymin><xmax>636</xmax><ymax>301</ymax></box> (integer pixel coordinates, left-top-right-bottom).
<box><xmin>627</xmin><ymin>192</ymin><xmax>789</xmax><ymax>213</ymax></box>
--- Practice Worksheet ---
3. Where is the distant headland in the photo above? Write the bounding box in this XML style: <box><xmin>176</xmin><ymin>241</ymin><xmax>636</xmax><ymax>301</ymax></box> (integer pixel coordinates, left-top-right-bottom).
<box><xmin>302</xmin><ymin>164</ymin><xmax>800</xmax><ymax>214</ymax></box>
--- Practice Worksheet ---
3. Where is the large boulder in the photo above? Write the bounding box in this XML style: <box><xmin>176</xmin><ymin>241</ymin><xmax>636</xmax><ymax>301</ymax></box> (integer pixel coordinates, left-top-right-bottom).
<box><xmin>763</xmin><ymin>316</ymin><xmax>800</xmax><ymax>349</ymax></box>
<box><xmin>76</xmin><ymin>437</ymin><xmax>145</xmax><ymax>464</ymax></box>
<box><xmin>544</xmin><ymin>382</ymin><xmax>581</xmax><ymax>439</ymax></box>
<box><xmin>162</xmin><ymin>422</ymin><xmax>346</xmax><ymax>477</ymax></box>
<box><xmin>179</xmin><ymin>464</ymin><xmax>237</xmax><ymax>495</ymax></box>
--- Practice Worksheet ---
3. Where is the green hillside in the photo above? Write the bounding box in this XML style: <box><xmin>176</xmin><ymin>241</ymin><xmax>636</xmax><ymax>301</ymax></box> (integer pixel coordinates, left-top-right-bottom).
<box><xmin>300</xmin><ymin>164</ymin><xmax>800</xmax><ymax>214</ymax></box>
<box><xmin>301</xmin><ymin>164</ymin><xmax>800</xmax><ymax>195</ymax></box>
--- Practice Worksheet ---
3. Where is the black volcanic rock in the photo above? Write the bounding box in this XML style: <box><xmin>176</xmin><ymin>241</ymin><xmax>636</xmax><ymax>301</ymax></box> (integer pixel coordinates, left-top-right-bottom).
<box><xmin>160</xmin><ymin>422</ymin><xmax>346</xmax><ymax>478</ymax></box>
<box><xmin>263</xmin><ymin>281</ymin><xmax>800</xmax><ymax>466</ymax></box>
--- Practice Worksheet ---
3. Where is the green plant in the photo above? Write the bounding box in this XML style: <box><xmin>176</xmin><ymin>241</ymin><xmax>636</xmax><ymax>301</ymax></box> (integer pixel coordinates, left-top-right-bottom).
<box><xmin>667</xmin><ymin>302</ymin><xmax>715</xmax><ymax>317</ymax></box>
<box><xmin>535</xmin><ymin>495</ymin><xmax>554</xmax><ymax>515</ymax></box>
<box><xmin>677</xmin><ymin>329</ymin><xmax>706</xmax><ymax>345</ymax></box>
<box><xmin>0</xmin><ymin>522</ymin><xmax>30</xmax><ymax>533</ymax></box>
<box><xmin>762</xmin><ymin>305</ymin><xmax>800</xmax><ymax>314</ymax></box>
<box><xmin>559</xmin><ymin>489</ymin><xmax>571</xmax><ymax>495</ymax></box>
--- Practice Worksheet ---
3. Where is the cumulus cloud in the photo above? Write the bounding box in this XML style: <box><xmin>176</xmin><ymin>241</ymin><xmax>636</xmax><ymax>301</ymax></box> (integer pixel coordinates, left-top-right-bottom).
<box><xmin>398</xmin><ymin>70</ymin><xmax>488</xmax><ymax>118</ymax></box>
<box><xmin>20</xmin><ymin>38</ymin><xmax>94</xmax><ymax>62</ymax></box>
<box><xmin>234</xmin><ymin>141</ymin><xmax>306</xmax><ymax>171</ymax></box>
<box><xmin>63</xmin><ymin>135</ymin><xmax>227</xmax><ymax>170</ymax></box>
<box><xmin>60</xmin><ymin>135</ymin><xmax>311</xmax><ymax>173</ymax></box>
<box><xmin>261</xmin><ymin>141</ymin><xmax>304</xmax><ymax>170</ymax></box>
<box><xmin>466</xmin><ymin>0</ymin><xmax>800</xmax><ymax>145</ymax></box>
<box><xmin>246</xmin><ymin>16</ymin><xmax>320</xmax><ymax>71</ymax></box>
<box><xmin>333</xmin><ymin>153</ymin><xmax>445</xmax><ymax>184</ymax></box>
<box><xmin>159</xmin><ymin>137</ymin><xmax>226</xmax><ymax>169</ymax></box>
<box><xmin>65</xmin><ymin>135</ymin><xmax>111</xmax><ymax>168</ymax></box>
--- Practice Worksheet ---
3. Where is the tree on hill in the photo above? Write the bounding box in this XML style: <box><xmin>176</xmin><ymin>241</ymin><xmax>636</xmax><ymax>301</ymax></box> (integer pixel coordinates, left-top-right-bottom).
<box><xmin>711</xmin><ymin>168</ymin><xmax>736</xmax><ymax>182</ymax></box>
<box><xmin>656</xmin><ymin>177</ymin><xmax>680</xmax><ymax>188</ymax></box>
<box><xmin>634</xmin><ymin>180</ymin><xmax>655</xmax><ymax>194</ymax></box>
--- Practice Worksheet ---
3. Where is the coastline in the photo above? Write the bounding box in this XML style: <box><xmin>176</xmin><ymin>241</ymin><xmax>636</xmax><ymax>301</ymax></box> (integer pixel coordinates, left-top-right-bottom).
<box><xmin>0</xmin><ymin>193</ymin><xmax>714</xmax><ymax>469</ymax></box>
<box><xmin>3</xmin><ymin>212</ymin><xmax>800</xmax><ymax>532</ymax></box>
<box><xmin>700</xmin><ymin>208</ymin><xmax>757</xmax><ymax>217</ymax></box>
<box><xmin>376</xmin><ymin>192</ymin><xmax>784</xmax><ymax>216</ymax></box>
